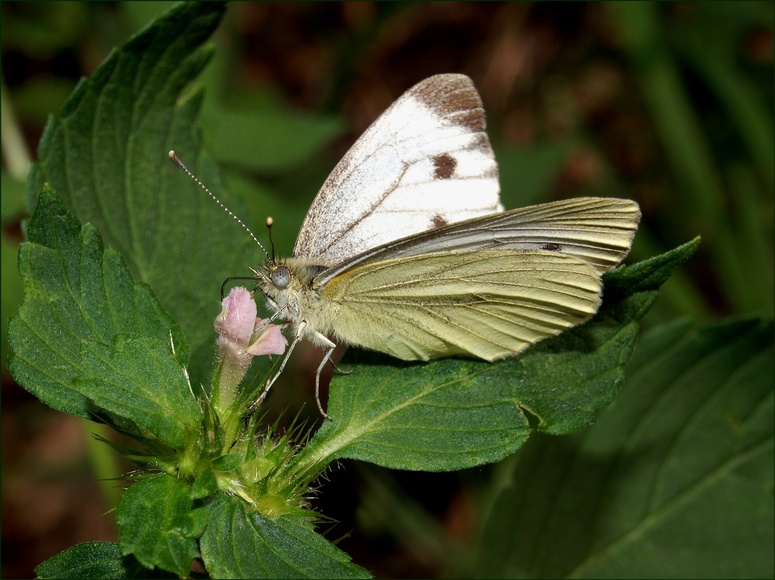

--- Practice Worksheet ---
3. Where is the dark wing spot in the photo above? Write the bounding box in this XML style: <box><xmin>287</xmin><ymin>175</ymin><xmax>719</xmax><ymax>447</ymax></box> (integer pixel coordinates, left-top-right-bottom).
<box><xmin>541</xmin><ymin>243</ymin><xmax>562</xmax><ymax>252</ymax></box>
<box><xmin>433</xmin><ymin>153</ymin><xmax>457</xmax><ymax>179</ymax></box>
<box><xmin>431</xmin><ymin>214</ymin><xmax>448</xmax><ymax>228</ymax></box>
<box><xmin>412</xmin><ymin>75</ymin><xmax>486</xmax><ymax>132</ymax></box>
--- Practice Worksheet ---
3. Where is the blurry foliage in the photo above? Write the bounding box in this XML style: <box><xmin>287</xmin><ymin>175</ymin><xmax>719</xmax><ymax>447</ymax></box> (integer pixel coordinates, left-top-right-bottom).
<box><xmin>2</xmin><ymin>2</ymin><xmax>772</xmax><ymax>578</ymax></box>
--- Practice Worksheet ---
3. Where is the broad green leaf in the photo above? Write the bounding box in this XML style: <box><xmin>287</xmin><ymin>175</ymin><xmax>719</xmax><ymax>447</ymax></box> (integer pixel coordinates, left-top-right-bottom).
<box><xmin>191</xmin><ymin>466</ymin><xmax>218</xmax><ymax>500</ymax></box>
<box><xmin>35</xmin><ymin>542</ymin><xmax>152</xmax><ymax>580</ymax></box>
<box><xmin>25</xmin><ymin>2</ymin><xmax>246</xmax><ymax>387</ymax></box>
<box><xmin>204</xmin><ymin>104</ymin><xmax>344</xmax><ymax>174</ymax></box>
<box><xmin>475</xmin><ymin>317</ymin><xmax>773</xmax><ymax>579</ymax></box>
<box><xmin>8</xmin><ymin>188</ymin><xmax>187</xmax><ymax>421</ymax></box>
<box><xmin>200</xmin><ymin>495</ymin><xmax>371</xmax><ymax>579</ymax></box>
<box><xmin>76</xmin><ymin>335</ymin><xmax>200</xmax><ymax>449</ymax></box>
<box><xmin>296</xmin><ymin>240</ymin><xmax>701</xmax><ymax>472</ymax></box>
<box><xmin>117</xmin><ymin>474</ymin><xmax>206</xmax><ymax>578</ymax></box>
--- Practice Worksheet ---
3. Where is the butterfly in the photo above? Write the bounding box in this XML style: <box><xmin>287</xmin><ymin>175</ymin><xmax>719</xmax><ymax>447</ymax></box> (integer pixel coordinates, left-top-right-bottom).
<box><xmin>172</xmin><ymin>73</ymin><xmax>640</xmax><ymax>418</ymax></box>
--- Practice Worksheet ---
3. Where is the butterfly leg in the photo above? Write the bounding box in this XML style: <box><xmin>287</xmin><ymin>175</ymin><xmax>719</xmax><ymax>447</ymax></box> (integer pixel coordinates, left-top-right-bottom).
<box><xmin>329</xmin><ymin>359</ymin><xmax>354</xmax><ymax>376</ymax></box>
<box><xmin>314</xmin><ymin>338</ymin><xmax>337</xmax><ymax>420</ymax></box>
<box><xmin>249</xmin><ymin>326</ymin><xmax>304</xmax><ymax>412</ymax></box>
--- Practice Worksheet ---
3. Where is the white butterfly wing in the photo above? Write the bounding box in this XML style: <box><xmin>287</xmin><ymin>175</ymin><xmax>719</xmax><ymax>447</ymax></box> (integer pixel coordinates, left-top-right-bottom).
<box><xmin>293</xmin><ymin>74</ymin><xmax>502</xmax><ymax>265</ymax></box>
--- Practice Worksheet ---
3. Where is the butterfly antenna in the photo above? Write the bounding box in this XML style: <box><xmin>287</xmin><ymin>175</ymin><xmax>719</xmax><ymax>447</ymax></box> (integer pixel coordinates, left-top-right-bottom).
<box><xmin>168</xmin><ymin>150</ymin><xmax>269</xmax><ymax>258</ymax></box>
<box><xmin>266</xmin><ymin>217</ymin><xmax>276</xmax><ymax>262</ymax></box>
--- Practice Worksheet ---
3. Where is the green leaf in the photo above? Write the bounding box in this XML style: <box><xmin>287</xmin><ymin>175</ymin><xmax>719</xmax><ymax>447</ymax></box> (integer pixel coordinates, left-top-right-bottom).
<box><xmin>191</xmin><ymin>466</ymin><xmax>218</xmax><ymax>500</ymax></box>
<box><xmin>204</xmin><ymin>102</ymin><xmax>345</xmax><ymax>174</ymax></box>
<box><xmin>200</xmin><ymin>495</ymin><xmax>371</xmax><ymax>579</ymax></box>
<box><xmin>475</xmin><ymin>317</ymin><xmax>773</xmax><ymax>578</ymax></box>
<box><xmin>35</xmin><ymin>541</ymin><xmax>152</xmax><ymax>580</ymax></box>
<box><xmin>116</xmin><ymin>474</ymin><xmax>205</xmax><ymax>577</ymax></box>
<box><xmin>8</xmin><ymin>187</ymin><xmax>187</xmax><ymax>422</ymax></box>
<box><xmin>296</xmin><ymin>239</ymin><xmax>700</xmax><ymax>472</ymax></box>
<box><xmin>604</xmin><ymin>237</ymin><xmax>702</xmax><ymax>296</ymax></box>
<box><xmin>76</xmin><ymin>335</ymin><xmax>200</xmax><ymax>449</ymax></box>
<box><xmin>25</xmin><ymin>2</ymin><xmax>245</xmax><ymax>387</ymax></box>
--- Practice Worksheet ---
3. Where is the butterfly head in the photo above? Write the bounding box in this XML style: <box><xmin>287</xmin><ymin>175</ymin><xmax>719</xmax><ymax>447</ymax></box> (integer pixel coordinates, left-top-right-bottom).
<box><xmin>253</xmin><ymin>257</ymin><xmax>324</xmax><ymax>322</ymax></box>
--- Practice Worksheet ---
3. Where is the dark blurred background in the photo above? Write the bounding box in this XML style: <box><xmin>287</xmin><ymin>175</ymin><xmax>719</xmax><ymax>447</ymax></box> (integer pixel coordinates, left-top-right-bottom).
<box><xmin>2</xmin><ymin>2</ymin><xmax>772</xmax><ymax>577</ymax></box>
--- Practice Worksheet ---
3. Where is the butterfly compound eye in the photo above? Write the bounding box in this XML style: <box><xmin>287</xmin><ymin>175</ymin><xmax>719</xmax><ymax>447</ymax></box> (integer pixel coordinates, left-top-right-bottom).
<box><xmin>271</xmin><ymin>266</ymin><xmax>290</xmax><ymax>289</ymax></box>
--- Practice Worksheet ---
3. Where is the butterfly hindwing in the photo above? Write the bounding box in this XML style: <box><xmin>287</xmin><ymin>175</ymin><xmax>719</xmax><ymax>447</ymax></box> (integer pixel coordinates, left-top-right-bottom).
<box><xmin>320</xmin><ymin>249</ymin><xmax>602</xmax><ymax>361</ymax></box>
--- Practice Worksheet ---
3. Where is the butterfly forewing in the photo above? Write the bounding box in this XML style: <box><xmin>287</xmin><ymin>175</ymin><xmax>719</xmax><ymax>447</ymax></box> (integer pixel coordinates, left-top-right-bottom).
<box><xmin>293</xmin><ymin>74</ymin><xmax>502</xmax><ymax>265</ymax></box>
<box><xmin>316</xmin><ymin>197</ymin><xmax>640</xmax><ymax>286</ymax></box>
<box><xmin>320</xmin><ymin>250</ymin><xmax>602</xmax><ymax>361</ymax></box>
<box><xmin>477</xmin><ymin>197</ymin><xmax>641</xmax><ymax>272</ymax></box>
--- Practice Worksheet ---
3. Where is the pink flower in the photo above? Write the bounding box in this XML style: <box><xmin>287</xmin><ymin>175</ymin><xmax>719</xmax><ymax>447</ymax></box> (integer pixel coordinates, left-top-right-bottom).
<box><xmin>214</xmin><ymin>288</ymin><xmax>287</xmax><ymax>409</ymax></box>
<box><xmin>215</xmin><ymin>287</ymin><xmax>257</xmax><ymax>357</ymax></box>
<box><xmin>247</xmin><ymin>321</ymin><xmax>287</xmax><ymax>356</ymax></box>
